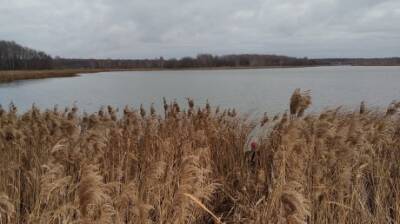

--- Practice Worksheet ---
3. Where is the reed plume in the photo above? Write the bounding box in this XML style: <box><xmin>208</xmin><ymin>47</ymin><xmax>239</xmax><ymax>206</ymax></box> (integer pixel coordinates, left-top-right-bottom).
<box><xmin>1</xmin><ymin>92</ymin><xmax>400</xmax><ymax>223</ymax></box>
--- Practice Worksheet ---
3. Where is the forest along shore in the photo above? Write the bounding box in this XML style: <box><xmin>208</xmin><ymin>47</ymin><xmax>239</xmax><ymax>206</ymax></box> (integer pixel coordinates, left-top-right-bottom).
<box><xmin>2</xmin><ymin>40</ymin><xmax>400</xmax><ymax>83</ymax></box>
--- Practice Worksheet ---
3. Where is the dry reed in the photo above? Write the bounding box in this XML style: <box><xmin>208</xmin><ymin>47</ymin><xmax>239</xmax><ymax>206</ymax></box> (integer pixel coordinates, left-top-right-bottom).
<box><xmin>1</xmin><ymin>89</ymin><xmax>400</xmax><ymax>223</ymax></box>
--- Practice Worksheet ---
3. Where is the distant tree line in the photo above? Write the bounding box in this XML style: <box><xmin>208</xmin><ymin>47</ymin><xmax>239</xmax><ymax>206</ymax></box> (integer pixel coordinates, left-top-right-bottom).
<box><xmin>53</xmin><ymin>54</ymin><xmax>319</xmax><ymax>70</ymax></box>
<box><xmin>1</xmin><ymin>40</ymin><xmax>400</xmax><ymax>71</ymax></box>
<box><xmin>0</xmin><ymin>40</ymin><xmax>53</xmax><ymax>70</ymax></box>
<box><xmin>315</xmin><ymin>58</ymin><xmax>400</xmax><ymax>66</ymax></box>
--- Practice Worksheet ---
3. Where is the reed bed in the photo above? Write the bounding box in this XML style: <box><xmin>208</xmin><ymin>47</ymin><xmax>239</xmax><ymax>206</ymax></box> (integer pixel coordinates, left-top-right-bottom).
<box><xmin>0</xmin><ymin>70</ymin><xmax>83</xmax><ymax>83</ymax></box>
<box><xmin>0</xmin><ymin>69</ymin><xmax>141</xmax><ymax>83</ymax></box>
<box><xmin>1</xmin><ymin>90</ymin><xmax>400</xmax><ymax>223</ymax></box>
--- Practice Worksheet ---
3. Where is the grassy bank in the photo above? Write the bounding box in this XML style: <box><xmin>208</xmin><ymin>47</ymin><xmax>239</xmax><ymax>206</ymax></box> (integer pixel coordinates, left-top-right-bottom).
<box><xmin>1</xmin><ymin>90</ymin><xmax>400</xmax><ymax>223</ymax></box>
<box><xmin>0</xmin><ymin>68</ymin><xmax>170</xmax><ymax>83</ymax></box>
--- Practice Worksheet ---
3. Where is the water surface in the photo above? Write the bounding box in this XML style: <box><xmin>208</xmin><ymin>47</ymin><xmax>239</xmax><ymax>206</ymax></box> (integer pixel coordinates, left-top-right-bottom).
<box><xmin>1</xmin><ymin>66</ymin><xmax>400</xmax><ymax>115</ymax></box>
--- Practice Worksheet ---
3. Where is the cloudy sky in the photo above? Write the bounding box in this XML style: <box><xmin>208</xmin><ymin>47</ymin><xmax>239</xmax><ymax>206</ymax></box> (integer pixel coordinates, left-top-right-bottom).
<box><xmin>1</xmin><ymin>0</ymin><xmax>399</xmax><ymax>59</ymax></box>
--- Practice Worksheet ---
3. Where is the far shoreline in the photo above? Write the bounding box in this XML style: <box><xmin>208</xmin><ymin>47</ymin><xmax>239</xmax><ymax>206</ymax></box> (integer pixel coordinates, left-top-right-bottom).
<box><xmin>1</xmin><ymin>64</ymin><xmax>398</xmax><ymax>84</ymax></box>
<box><xmin>0</xmin><ymin>66</ymin><xmax>321</xmax><ymax>83</ymax></box>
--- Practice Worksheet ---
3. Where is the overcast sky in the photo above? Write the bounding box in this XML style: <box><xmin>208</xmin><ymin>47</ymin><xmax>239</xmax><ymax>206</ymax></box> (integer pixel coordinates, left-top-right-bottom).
<box><xmin>1</xmin><ymin>0</ymin><xmax>399</xmax><ymax>59</ymax></box>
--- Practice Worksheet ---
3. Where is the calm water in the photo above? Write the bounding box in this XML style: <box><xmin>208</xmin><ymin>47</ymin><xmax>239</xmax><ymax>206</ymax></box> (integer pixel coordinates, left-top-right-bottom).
<box><xmin>1</xmin><ymin>66</ymin><xmax>400</xmax><ymax>115</ymax></box>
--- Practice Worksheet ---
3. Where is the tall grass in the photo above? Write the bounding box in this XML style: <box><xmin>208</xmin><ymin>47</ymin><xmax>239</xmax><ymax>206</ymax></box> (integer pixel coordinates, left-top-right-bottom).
<box><xmin>0</xmin><ymin>69</ymin><xmax>145</xmax><ymax>83</ymax></box>
<box><xmin>0</xmin><ymin>70</ymin><xmax>80</xmax><ymax>83</ymax></box>
<box><xmin>1</xmin><ymin>90</ymin><xmax>400</xmax><ymax>223</ymax></box>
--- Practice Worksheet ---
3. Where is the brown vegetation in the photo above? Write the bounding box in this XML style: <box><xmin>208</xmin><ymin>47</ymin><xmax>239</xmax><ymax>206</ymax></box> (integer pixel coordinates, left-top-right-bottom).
<box><xmin>0</xmin><ymin>69</ymin><xmax>141</xmax><ymax>83</ymax></box>
<box><xmin>1</xmin><ymin>90</ymin><xmax>400</xmax><ymax>223</ymax></box>
<box><xmin>0</xmin><ymin>70</ymin><xmax>80</xmax><ymax>83</ymax></box>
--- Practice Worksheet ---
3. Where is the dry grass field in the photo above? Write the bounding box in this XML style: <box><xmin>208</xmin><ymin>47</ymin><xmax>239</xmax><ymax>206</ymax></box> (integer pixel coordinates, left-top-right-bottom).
<box><xmin>0</xmin><ymin>70</ymin><xmax>84</xmax><ymax>83</ymax></box>
<box><xmin>0</xmin><ymin>69</ymin><xmax>146</xmax><ymax>83</ymax></box>
<box><xmin>1</xmin><ymin>89</ymin><xmax>400</xmax><ymax>223</ymax></box>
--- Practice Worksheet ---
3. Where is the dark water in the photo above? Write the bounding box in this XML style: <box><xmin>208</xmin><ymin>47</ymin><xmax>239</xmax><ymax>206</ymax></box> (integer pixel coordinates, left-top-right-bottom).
<box><xmin>1</xmin><ymin>66</ymin><xmax>400</xmax><ymax>115</ymax></box>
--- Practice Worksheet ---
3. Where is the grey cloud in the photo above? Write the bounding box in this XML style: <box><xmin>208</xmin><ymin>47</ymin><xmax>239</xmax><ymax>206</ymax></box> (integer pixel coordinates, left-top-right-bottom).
<box><xmin>0</xmin><ymin>0</ymin><xmax>399</xmax><ymax>58</ymax></box>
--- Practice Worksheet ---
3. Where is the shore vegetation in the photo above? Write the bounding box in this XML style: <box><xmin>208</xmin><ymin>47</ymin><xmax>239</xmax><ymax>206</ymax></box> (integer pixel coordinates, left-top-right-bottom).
<box><xmin>1</xmin><ymin>90</ymin><xmax>400</xmax><ymax>223</ymax></box>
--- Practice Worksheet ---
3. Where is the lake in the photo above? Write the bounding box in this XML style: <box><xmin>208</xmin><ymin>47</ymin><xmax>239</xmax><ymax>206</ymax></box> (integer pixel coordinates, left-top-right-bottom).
<box><xmin>1</xmin><ymin>66</ymin><xmax>400</xmax><ymax>116</ymax></box>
